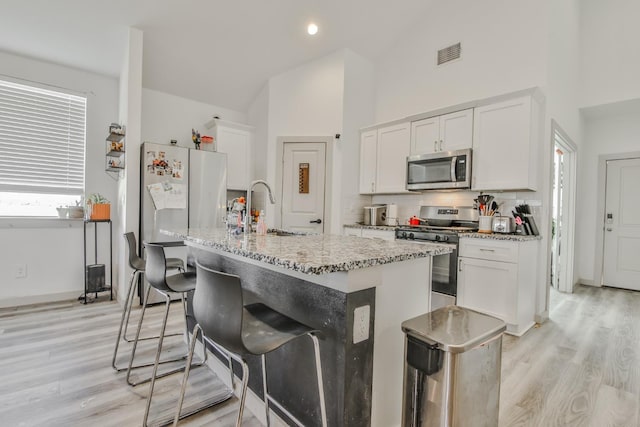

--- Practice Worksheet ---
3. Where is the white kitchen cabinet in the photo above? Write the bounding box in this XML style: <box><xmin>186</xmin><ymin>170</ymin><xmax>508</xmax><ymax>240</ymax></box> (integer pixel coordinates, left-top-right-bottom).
<box><xmin>343</xmin><ymin>227</ymin><xmax>396</xmax><ymax>241</ymax></box>
<box><xmin>359</xmin><ymin>129</ymin><xmax>378</xmax><ymax>194</ymax></box>
<box><xmin>410</xmin><ymin>109</ymin><xmax>473</xmax><ymax>155</ymax></box>
<box><xmin>361</xmin><ymin>228</ymin><xmax>395</xmax><ymax>241</ymax></box>
<box><xmin>457</xmin><ymin>237</ymin><xmax>538</xmax><ymax>336</ymax></box>
<box><xmin>359</xmin><ymin>122</ymin><xmax>410</xmax><ymax>194</ymax></box>
<box><xmin>343</xmin><ymin>227</ymin><xmax>362</xmax><ymax>237</ymax></box>
<box><xmin>472</xmin><ymin>96</ymin><xmax>540</xmax><ymax>191</ymax></box>
<box><xmin>211</xmin><ymin>119</ymin><xmax>253</xmax><ymax>190</ymax></box>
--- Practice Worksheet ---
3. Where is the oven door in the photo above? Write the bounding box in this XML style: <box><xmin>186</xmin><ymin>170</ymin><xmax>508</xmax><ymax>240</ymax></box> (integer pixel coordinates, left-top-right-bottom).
<box><xmin>407</xmin><ymin>240</ymin><xmax>458</xmax><ymax>309</ymax></box>
<box><xmin>431</xmin><ymin>244</ymin><xmax>457</xmax><ymax>297</ymax></box>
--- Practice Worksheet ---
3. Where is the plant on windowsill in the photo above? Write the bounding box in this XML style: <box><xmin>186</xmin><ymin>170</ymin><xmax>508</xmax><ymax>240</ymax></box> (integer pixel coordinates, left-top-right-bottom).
<box><xmin>86</xmin><ymin>193</ymin><xmax>111</xmax><ymax>220</ymax></box>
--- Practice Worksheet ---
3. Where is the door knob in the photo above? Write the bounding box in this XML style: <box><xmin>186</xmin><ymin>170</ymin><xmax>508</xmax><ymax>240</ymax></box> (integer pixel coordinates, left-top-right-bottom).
<box><xmin>606</xmin><ymin>228</ymin><xmax>612</xmax><ymax>232</ymax></box>
<box><xmin>310</xmin><ymin>219</ymin><xmax>322</xmax><ymax>224</ymax></box>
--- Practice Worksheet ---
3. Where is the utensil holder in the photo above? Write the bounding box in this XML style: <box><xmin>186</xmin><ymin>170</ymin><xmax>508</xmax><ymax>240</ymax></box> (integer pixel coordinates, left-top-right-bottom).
<box><xmin>478</xmin><ymin>216</ymin><xmax>493</xmax><ymax>233</ymax></box>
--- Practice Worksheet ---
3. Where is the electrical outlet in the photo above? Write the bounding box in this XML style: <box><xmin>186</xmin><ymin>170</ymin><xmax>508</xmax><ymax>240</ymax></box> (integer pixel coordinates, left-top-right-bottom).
<box><xmin>15</xmin><ymin>264</ymin><xmax>27</xmax><ymax>278</ymax></box>
<box><xmin>353</xmin><ymin>305</ymin><xmax>370</xmax><ymax>344</ymax></box>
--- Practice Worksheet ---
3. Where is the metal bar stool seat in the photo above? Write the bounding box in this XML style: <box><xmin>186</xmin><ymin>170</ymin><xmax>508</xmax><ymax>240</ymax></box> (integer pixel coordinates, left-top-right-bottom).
<box><xmin>112</xmin><ymin>232</ymin><xmax>185</xmax><ymax>372</ymax></box>
<box><xmin>173</xmin><ymin>263</ymin><xmax>327</xmax><ymax>427</ymax></box>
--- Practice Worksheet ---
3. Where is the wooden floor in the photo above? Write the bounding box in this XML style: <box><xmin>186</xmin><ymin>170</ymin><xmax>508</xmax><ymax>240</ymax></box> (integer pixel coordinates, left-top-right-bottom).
<box><xmin>0</xmin><ymin>296</ymin><xmax>261</xmax><ymax>427</ymax></box>
<box><xmin>500</xmin><ymin>285</ymin><xmax>640</xmax><ymax>427</ymax></box>
<box><xmin>0</xmin><ymin>285</ymin><xmax>638</xmax><ymax>426</ymax></box>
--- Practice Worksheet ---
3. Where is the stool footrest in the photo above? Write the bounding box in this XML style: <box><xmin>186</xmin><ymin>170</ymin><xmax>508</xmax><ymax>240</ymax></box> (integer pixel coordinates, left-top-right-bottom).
<box><xmin>148</xmin><ymin>388</ymin><xmax>234</xmax><ymax>427</ymax></box>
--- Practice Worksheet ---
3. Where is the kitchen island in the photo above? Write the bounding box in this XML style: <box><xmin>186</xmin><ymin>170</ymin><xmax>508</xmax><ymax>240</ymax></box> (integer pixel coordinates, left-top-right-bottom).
<box><xmin>162</xmin><ymin>228</ymin><xmax>451</xmax><ymax>427</ymax></box>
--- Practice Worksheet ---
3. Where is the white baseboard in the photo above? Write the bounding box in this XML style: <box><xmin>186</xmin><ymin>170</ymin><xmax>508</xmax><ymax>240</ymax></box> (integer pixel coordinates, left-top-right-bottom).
<box><xmin>577</xmin><ymin>278</ymin><xmax>601</xmax><ymax>287</ymax></box>
<box><xmin>0</xmin><ymin>290</ymin><xmax>80</xmax><ymax>309</ymax></box>
<box><xmin>194</xmin><ymin>340</ymin><xmax>287</xmax><ymax>427</ymax></box>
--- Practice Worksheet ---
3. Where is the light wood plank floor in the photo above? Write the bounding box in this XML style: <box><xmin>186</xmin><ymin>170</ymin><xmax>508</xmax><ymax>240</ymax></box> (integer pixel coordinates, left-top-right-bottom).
<box><xmin>500</xmin><ymin>285</ymin><xmax>640</xmax><ymax>427</ymax></box>
<box><xmin>0</xmin><ymin>285</ymin><xmax>638</xmax><ymax>426</ymax></box>
<box><xmin>0</xmin><ymin>297</ymin><xmax>261</xmax><ymax>427</ymax></box>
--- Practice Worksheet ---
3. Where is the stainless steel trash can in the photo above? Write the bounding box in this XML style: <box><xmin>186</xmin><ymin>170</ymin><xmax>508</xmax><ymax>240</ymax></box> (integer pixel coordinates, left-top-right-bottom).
<box><xmin>401</xmin><ymin>305</ymin><xmax>506</xmax><ymax>427</ymax></box>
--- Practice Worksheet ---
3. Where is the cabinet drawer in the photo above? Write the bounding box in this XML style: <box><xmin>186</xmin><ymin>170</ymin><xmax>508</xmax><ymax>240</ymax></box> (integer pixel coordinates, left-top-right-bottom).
<box><xmin>361</xmin><ymin>228</ymin><xmax>395</xmax><ymax>241</ymax></box>
<box><xmin>459</xmin><ymin>238</ymin><xmax>518</xmax><ymax>263</ymax></box>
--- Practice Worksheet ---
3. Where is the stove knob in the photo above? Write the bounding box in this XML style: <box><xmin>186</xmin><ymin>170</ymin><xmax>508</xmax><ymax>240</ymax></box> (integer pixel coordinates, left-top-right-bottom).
<box><xmin>435</xmin><ymin>235</ymin><xmax>440</xmax><ymax>241</ymax></box>
<box><xmin>401</xmin><ymin>232</ymin><xmax>407</xmax><ymax>238</ymax></box>
<box><xmin>408</xmin><ymin>233</ymin><xmax>414</xmax><ymax>240</ymax></box>
<box><xmin>441</xmin><ymin>235</ymin><xmax>449</xmax><ymax>242</ymax></box>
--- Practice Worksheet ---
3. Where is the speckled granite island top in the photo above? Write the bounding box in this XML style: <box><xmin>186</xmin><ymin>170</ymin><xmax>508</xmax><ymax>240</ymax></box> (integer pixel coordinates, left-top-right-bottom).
<box><xmin>162</xmin><ymin>227</ymin><xmax>452</xmax><ymax>275</ymax></box>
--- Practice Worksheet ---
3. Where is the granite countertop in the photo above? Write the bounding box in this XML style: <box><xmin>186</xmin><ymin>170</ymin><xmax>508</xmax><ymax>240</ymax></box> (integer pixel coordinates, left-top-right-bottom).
<box><xmin>162</xmin><ymin>228</ymin><xmax>452</xmax><ymax>275</ymax></box>
<box><xmin>343</xmin><ymin>223</ymin><xmax>398</xmax><ymax>231</ymax></box>
<box><xmin>459</xmin><ymin>232</ymin><xmax>542</xmax><ymax>241</ymax></box>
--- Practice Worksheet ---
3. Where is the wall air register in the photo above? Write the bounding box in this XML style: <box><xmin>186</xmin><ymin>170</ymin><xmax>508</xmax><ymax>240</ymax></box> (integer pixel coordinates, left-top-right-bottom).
<box><xmin>437</xmin><ymin>42</ymin><xmax>462</xmax><ymax>65</ymax></box>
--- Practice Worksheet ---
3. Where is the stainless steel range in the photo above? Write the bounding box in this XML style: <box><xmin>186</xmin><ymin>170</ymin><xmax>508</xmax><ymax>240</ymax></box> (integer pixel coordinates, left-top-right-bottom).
<box><xmin>395</xmin><ymin>206</ymin><xmax>478</xmax><ymax>310</ymax></box>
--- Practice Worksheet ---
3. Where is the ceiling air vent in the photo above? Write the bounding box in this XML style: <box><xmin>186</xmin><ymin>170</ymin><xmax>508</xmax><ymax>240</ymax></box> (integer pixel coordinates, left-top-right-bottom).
<box><xmin>437</xmin><ymin>42</ymin><xmax>461</xmax><ymax>65</ymax></box>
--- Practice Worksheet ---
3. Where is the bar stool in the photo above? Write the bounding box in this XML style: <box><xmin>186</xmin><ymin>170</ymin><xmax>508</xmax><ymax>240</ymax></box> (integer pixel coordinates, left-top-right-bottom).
<box><xmin>173</xmin><ymin>263</ymin><xmax>327</xmax><ymax>427</ymax></box>
<box><xmin>130</xmin><ymin>242</ymin><xmax>213</xmax><ymax>427</ymax></box>
<box><xmin>111</xmin><ymin>232</ymin><xmax>185</xmax><ymax>371</ymax></box>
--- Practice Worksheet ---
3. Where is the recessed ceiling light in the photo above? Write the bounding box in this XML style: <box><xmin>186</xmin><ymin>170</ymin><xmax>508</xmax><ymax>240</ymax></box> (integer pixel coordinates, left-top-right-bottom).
<box><xmin>307</xmin><ymin>23</ymin><xmax>318</xmax><ymax>35</ymax></box>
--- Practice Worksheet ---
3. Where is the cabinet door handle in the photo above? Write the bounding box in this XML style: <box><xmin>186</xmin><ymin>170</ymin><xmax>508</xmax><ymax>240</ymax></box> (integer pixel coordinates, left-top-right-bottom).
<box><xmin>439</xmin><ymin>139</ymin><xmax>443</xmax><ymax>151</ymax></box>
<box><xmin>458</xmin><ymin>259</ymin><xmax>463</xmax><ymax>272</ymax></box>
<box><xmin>434</xmin><ymin>140</ymin><xmax>438</xmax><ymax>152</ymax></box>
<box><xmin>479</xmin><ymin>248</ymin><xmax>495</xmax><ymax>252</ymax></box>
<box><xmin>371</xmin><ymin>182</ymin><xmax>375</xmax><ymax>192</ymax></box>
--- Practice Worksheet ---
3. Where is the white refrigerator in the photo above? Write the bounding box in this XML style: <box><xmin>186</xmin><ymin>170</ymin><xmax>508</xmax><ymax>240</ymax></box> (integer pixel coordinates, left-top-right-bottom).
<box><xmin>139</xmin><ymin>142</ymin><xmax>227</xmax><ymax>304</ymax></box>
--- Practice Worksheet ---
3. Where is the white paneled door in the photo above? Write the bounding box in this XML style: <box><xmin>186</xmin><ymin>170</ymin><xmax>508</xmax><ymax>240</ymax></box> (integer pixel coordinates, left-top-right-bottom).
<box><xmin>281</xmin><ymin>142</ymin><xmax>326</xmax><ymax>233</ymax></box>
<box><xmin>603</xmin><ymin>158</ymin><xmax>640</xmax><ymax>290</ymax></box>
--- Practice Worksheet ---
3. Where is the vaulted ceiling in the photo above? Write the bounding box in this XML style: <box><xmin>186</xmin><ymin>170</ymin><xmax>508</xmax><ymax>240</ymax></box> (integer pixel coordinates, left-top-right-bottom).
<box><xmin>0</xmin><ymin>0</ymin><xmax>433</xmax><ymax>111</ymax></box>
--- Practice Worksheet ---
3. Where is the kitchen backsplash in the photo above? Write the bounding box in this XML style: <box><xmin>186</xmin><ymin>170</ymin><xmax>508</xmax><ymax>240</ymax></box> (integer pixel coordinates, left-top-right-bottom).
<box><xmin>371</xmin><ymin>190</ymin><xmax>543</xmax><ymax>226</ymax></box>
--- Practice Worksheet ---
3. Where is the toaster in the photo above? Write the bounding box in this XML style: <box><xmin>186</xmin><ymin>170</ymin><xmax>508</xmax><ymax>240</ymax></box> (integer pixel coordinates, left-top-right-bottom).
<box><xmin>492</xmin><ymin>216</ymin><xmax>514</xmax><ymax>234</ymax></box>
<box><xmin>363</xmin><ymin>205</ymin><xmax>387</xmax><ymax>226</ymax></box>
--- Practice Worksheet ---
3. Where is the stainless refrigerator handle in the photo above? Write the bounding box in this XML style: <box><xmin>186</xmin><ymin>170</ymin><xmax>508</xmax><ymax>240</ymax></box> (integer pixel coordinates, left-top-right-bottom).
<box><xmin>450</xmin><ymin>156</ymin><xmax>458</xmax><ymax>182</ymax></box>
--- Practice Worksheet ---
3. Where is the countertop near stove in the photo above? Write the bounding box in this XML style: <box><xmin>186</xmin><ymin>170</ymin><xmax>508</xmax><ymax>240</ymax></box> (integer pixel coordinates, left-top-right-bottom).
<box><xmin>459</xmin><ymin>232</ymin><xmax>542</xmax><ymax>241</ymax></box>
<box><xmin>162</xmin><ymin>227</ymin><xmax>452</xmax><ymax>275</ymax></box>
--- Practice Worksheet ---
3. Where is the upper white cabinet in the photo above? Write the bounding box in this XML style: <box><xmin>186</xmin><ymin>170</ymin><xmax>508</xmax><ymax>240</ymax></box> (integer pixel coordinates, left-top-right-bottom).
<box><xmin>211</xmin><ymin>120</ymin><xmax>253</xmax><ymax>190</ymax></box>
<box><xmin>472</xmin><ymin>96</ymin><xmax>539</xmax><ymax>191</ymax></box>
<box><xmin>410</xmin><ymin>109</ymin><xmax>473</xmax><ymax>155</ymax></box>
<box><xmin>359</xmin><ymin>122</ymin><xmax>410</xmax><ymax>194</ymax></box>
<box><xmin>359</xmin><ymin>129</ymin><xmax>378</xmax><ymax>194</ymax></box>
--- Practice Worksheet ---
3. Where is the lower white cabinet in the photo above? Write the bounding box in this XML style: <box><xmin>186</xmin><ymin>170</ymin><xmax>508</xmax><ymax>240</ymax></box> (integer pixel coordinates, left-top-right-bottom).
<box><xmin>344</xmin><ymin>227</ymin><xmax>362</xmax><ymax>237</ymax></box>
<box><xmin>343</xmin><ymin>227</ymin><xmax>395</xmax><ymax>241</ymax></box>
<box><xmin>361</xmin><ymin>228</ymin><xmax>395</xmax><ymax>241</ymax></box>
<box><xmin>457</xmin><ymin>237</ymin><xmax>538</xmax><ymax>336</ymax></box>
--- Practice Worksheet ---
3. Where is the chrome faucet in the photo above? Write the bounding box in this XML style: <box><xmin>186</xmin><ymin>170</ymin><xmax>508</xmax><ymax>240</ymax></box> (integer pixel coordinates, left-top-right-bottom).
<box><xmin>244</xmin><ymin>180</ymin><xmax>276</xmax><ymax>233</ymax></box>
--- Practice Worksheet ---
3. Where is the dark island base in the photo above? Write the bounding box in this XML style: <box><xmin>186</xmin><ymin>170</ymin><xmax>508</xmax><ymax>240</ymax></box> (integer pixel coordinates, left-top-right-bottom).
<box><xmin>187</xmin><ymin>247</ymin><xmax>376</xmax><ymax>427</ymax></box>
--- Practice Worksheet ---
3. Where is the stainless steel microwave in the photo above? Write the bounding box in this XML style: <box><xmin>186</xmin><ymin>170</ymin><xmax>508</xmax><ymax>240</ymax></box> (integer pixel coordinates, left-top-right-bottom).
<box><xmin>406</xmin><ymin>148</ymin><xmax>472</xmax><ymax>190</ymax></box>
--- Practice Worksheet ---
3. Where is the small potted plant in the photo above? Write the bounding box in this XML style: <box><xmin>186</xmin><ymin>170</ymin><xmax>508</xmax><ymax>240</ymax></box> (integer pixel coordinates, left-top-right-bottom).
<box><xmin>87</xmin><ymin>193</ymin><xmax>110</xmax><ymax>220</ymax></box>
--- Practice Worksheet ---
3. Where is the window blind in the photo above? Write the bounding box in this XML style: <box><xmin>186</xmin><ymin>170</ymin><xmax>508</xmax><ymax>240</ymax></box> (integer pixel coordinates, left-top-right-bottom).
<box><xmin>0</xmin><ymin>79</ymin><xmax>86</xmax><ymax>195</ymax></box>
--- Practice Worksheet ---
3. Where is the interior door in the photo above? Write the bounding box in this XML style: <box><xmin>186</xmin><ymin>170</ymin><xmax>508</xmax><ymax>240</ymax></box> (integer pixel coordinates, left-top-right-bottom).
<box><xmin>281</xmin><ymin>142</ymin><xmax>326</xmax><ymax>233</ymax></box>
<box><xmin>603</xmin><ymin>158</ymin><xmax>640</xmax><ymax>290</ymax></box>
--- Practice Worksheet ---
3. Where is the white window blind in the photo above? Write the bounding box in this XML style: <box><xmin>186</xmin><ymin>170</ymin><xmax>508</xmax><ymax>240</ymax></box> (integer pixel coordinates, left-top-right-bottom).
<box><xmin>0</xmin><ymin>79</ymin><xmax>86</xmax><ymax>196</ymax></box>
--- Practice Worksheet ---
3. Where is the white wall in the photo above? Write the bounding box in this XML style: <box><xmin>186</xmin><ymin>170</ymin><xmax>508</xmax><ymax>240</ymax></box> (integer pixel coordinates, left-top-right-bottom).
<box><xmin>577</xmin><ymin>110</ymin><xmax>640</xmax><ymax>284</ymax></box>
<box><xmin>248</xmin><ymin>85</ymin><xmax>269</xmax><ymax>182</ymax></box>
<box><xmin>580</xmin><ymin>0</ymin><xmax>640</xmax><ymax>108</ymax></box>
<box><xmin>141</xmin><ymin>88</ymin><xmax>247</xmax><ymax>149</ymax></box>
<box><xmin>266</xmin><ymin>50</ymin><xmax>346</xmax><ymax>232</ymax></box>
<box><xmin>116</xmin><ymin>28</ymin><xmax>143</xmax><ymax>301</ymax></box>
<box><xmin>0</xmin><ymin>51</ymin><xmax>119</xmax><ymax>307</ymax></box>
<box><xmin>342</xmin><ymin>50</ymin><xmax>376</xmax><ymax>226</ymax></box>
<box><xmin>374</xmin><ymin>0</ymin><xmax>547</xmax><ymax>122</ymax></box>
